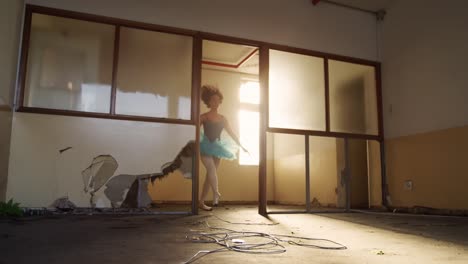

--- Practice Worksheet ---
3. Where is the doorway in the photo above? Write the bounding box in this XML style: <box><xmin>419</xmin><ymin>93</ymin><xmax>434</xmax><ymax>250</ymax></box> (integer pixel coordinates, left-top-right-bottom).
<box><xmin>199</xmin><ymin>39</ymin><xmax>260</xmax><ymax>206</ymax></box>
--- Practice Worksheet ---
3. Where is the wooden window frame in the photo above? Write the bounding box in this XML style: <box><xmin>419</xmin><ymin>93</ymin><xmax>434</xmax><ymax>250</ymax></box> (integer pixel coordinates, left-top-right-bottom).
<box><xmin>17</xmin><ymin>5</ymin><xmax>385</xmax><ymax>216</ymax></box>
<box><xmin>265</xmin><ymin>44</ymin><xmax>382</xmax><ymax>141</ymax></box>
<box><xmin>18</xmin><ymin>5</ymin><xmax>383</xmax><ymax>140</ymax></box>
<box><xmin>17</xmin><ymin>4</ymin><xmax>198</xmax><ymax>125</ymax></box>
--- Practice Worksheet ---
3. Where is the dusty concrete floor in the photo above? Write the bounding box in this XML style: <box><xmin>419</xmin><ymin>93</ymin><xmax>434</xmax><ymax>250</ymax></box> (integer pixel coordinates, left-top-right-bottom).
<box><xmin>1</xmin><ymin>205</ymin><xmax>468</xmax><ymax>264</ymax></box>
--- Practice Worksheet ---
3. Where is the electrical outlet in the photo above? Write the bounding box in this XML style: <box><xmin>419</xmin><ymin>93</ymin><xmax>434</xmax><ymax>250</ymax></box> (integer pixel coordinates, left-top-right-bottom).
<box><xmin>404</xmin><ymin>180</ymin><xmax>413</xmax><ymax>191</ymax></box>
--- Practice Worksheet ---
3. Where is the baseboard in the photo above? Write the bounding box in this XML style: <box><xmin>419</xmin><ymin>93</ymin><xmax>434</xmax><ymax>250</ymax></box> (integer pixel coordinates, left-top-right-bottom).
<box><xmin>388</xmin><ymin>206</ymin><xmax>468</xmax><ymax>217</ymax></box>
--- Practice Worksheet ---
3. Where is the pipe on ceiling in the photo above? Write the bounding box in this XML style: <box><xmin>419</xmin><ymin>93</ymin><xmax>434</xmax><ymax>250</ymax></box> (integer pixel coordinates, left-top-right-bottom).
<box><xmin>311</xmin><ymin>0</ymin><xmax>379</xmax><ymax>16</ymax></box>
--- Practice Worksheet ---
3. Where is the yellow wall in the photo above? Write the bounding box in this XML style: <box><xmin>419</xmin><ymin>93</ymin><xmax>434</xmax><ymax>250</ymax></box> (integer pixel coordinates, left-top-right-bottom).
<box><xmin>272</xmin><ymin>133</ymin><xmax>306</xmax><ymax>204</ymax></box>
<box><xmin>385</xmin><ymin>125</ymin><xmax>468</xmax><ymax>210</ymax></box>
<box><xmin>309</xmin><ymin>136</ymin><xmax>339</xmax><ymax>206</ymax></box>
<box><xmin>367</xmin><ymin>140</ymin><xmax>382</xmax><ymax>208</ymax></box>
<box><xmin>382</xmin><ymin>0</ymin><xmax>468</xmax><ymax>211</ymax></box>
<box><xmin>335</xmin><ymin>138</ymin><xmax>371</xmax><ymax>208</ymax></box>
<box><xmin>0</xmin><ymin>110</ymin><xmax>13</xmax><ymax>201</ymax></box>
<box><xmin>349</xmin><ymin>139</ymin><xmax>368</xmax><ymax>208</ymax></box>
<box><xmin>272</xmin><ymin>134</ymin><xmax>339</xmax><ymax>206</ymax></box>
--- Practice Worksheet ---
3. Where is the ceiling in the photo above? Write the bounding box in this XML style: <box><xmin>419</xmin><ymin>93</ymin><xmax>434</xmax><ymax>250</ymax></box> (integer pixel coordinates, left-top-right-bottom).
<box><xmin>202</xmin><ymin>1</ymin><xmax>396</xmax><ymax>75</ymax></box>
<box><xmin>202</xmin><ymin>40</ymin><xmax>259</xmax><ymax>75</ymax></box>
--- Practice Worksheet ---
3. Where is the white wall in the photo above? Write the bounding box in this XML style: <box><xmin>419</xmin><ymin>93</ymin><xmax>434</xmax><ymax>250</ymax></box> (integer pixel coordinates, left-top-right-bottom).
<box><xmin>382</xmin><ymin>0</ymin><xmax>468</xmax><ymax>138</ymax></box>
<box><xmin>0</xmin><ymin>0</ymin><xmax>24</xmax><ymax>201</ymax></box>
<box><xmin>0</xmin><ymin>0</ymin><xmax>23</xmax><ymax>107</ymax></box>
<box><xmin>26</xmin><ymin>0</ymin><xmax>378</xmax><ymax>61</ymax></box>
<box><xmin>7</xmin><ymin>113</ymin><xmax>194</xmax><ymax>207</ymax></box>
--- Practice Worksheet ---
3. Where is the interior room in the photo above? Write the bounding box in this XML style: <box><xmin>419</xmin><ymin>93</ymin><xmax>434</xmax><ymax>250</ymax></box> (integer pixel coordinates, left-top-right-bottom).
<box><xmin>1</xmin><ymin>0</ymin><xmax>467</xmax><ymax>263</ymax></box>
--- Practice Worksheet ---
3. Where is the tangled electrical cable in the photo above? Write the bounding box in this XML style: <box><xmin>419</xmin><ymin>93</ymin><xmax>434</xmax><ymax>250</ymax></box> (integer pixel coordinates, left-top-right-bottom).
<box><xmin>210</xmin><ymin>214</ymin><xmax>280</xmax><ymax>226</ymax></box>
<box><xmin>184</xmin><ymin>217</ymin><xmax>347</xmax><ymax>263</ymax></box>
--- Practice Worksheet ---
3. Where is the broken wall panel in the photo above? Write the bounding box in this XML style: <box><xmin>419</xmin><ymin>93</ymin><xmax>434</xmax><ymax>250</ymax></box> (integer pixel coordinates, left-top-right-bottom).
<box><xmin>7</xmin><ymin>113</ymin><xmax>195</xmax><ymax>208</ymax></box>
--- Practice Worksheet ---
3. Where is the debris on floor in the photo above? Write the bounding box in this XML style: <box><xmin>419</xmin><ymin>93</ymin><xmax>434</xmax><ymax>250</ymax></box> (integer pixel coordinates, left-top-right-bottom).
<box><xmin>50</xmin><ymin>197</ymin><xmax>76</xmax><ymax>212</ymax></box>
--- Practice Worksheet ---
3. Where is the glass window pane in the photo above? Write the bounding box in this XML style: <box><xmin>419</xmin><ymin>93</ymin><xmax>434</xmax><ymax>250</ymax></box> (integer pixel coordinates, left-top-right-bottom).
<box><xmin>116</xmin><ymin>27</ymin><xmax>193</xmax><ymax>119</ymax></box>
<box><xmin>25</xmin><ymin>13</ymin><xmax>114</xmax><ymax>113</ymax></box>
<box><xmin>239</xmin><ymin>110</ymin><xmax>259</xmax><ymax>165</ymax></box>
<box><xmin>329</xmin><ymin>60</ymin><xmax>378</xmax><ymax>135</ymax></box>
<box><xmin>269</xmin><ymin>50</ymin><xmax>325</xmax><ymax>131</ymax></box>
<box><xmin>308</xmin><ymin>136</ymin><xmax>339</xmax><ymax>208</ymax></box>
<box><xmin>267</xmin><ymin>132</ymin><xmax>306</xmax><ymax>212</ymax></box>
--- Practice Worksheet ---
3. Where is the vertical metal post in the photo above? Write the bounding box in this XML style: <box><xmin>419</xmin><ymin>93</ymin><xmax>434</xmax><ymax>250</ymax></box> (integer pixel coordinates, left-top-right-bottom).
<box><xmin>305</xmin><ymin>135</ymin><xmax>311</xmax><ymax>212</ymax></box>
<box><xmin>137</xmin><ymin>178</ymin><xmax>140</xmax><ymax>208</ymax></box>
<box><xmin>109</xmin><ymin>25</ymin><xmax>120</xmax><ymax>115</ymax></box>
<box><xmin>191</xmin><ymin>35</ymin><xmax>202</xmax><ymax>215</ymax></box>
<box><xmin>191</xmin><ymin>152</ymin><xmax>198</xmax><ymax>214</ymax></box>
<box><xmin>344</xmin><ymin>138</ymin><xmax>351</xmax><ymax>212</ymax></box>
<box><xmin>258</xmin><ymin>46</ymin><xmax>269</xmax><ymax>215</ymax></box>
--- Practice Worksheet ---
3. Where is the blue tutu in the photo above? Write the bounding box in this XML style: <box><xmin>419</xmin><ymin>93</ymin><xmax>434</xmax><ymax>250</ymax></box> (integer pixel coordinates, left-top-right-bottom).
<box><xmin>200</xmin><ymin>133</ymin><xmax>238</xmax><ymax>160</ymax></box>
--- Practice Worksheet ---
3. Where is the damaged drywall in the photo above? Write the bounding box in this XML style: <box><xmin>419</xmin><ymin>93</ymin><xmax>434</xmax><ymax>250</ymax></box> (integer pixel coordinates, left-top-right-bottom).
<box><xmin>82</xmin><ymin>155</ymin><xmax>118</xmax><ymax>194</ymax></box>
<box><xmin>81</xmin><ymin>141</ymin><xmax>195</xmax><ymax>208</ymax></box>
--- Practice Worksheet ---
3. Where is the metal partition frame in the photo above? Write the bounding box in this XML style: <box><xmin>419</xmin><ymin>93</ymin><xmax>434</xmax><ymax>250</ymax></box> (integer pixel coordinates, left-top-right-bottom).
<box><xmin>18</xmin><ymin>5</ymin><xmax>201</xmax><ymax>215</ymax></box>
<box><xmin>262</xmin><ymin>44</ymin><xmax>384</xmax><ymax>215</ymax></box>
<box><xmin>17</xmin><ymin>5</ymin><xmax>385</xmax><ymax>216</ymax></box>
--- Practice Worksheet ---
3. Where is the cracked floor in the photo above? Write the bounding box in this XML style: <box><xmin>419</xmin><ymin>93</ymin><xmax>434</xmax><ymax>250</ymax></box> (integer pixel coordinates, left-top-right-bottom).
<box><xmin>1</xmin><ymin>205</ymin><xmax>468</xmax><ymax>263</ymax></box>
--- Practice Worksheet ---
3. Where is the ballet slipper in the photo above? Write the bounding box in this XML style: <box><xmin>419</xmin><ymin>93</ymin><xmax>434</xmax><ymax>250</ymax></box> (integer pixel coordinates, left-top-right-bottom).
<box><xmin>199</xmin><ymin>202</ymin><xmax>212</xmax><ymax>211</ymax></box>
<box><xmin>213</xmin><ymin>192</ymin><xmax>221</xmax><ymax>207</ymax></box>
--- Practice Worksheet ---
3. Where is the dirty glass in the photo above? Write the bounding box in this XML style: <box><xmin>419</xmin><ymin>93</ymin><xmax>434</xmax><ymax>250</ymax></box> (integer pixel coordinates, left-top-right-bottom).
<box><xmin>24</xmin><ymin>13</ymin><xmax>114</xmax><ymax>113</ymax></box>
<box><xmin>115</xmin><ymin>27</ymin><xmax>193</xmax><ymax>120</ymax></box>
<box><xmin>269</xmin><ymin>50</ymin><xmax>326</xmax><ymax>131</ymax></box>
<box><xmin>266</xmin><ymin>132</ymin><xmax>306</xmax><ymax>212</ymax></box>
<box><xmin>329</xmin><ymin>60</ymin><xmax>378</xmax><ymax>135</ymax></box>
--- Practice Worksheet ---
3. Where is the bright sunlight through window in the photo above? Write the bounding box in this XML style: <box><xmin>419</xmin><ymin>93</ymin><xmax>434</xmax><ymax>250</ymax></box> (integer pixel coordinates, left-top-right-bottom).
<box><xmin>239</xmin><ymin>81</ymin><xmax>260</xmax><ymax>165</ymax></box>
<box><xmin>240</xmin><ymin>81</ymin><xmax>260</xmax><ymax>104</ymax></box>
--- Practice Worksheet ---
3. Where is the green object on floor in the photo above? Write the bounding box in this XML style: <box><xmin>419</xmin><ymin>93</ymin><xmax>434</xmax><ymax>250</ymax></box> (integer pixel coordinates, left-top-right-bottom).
<box><xmin>0</xmin><ymin>199</ymin><xmax>23</xmax><ymax>217</ymax></box>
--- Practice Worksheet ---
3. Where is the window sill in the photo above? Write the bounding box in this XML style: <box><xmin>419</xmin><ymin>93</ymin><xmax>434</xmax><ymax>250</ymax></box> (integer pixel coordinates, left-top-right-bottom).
<box><xmin>16</xmin><ymin>107</ymin><xmax>194</xmax><ymax>125</ymax></box>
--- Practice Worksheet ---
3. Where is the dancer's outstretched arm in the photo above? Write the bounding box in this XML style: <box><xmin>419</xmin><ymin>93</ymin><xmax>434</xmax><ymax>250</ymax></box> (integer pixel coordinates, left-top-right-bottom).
<box><xmin>222</xmin><ymin>116</ymin><xmax>248</xmax><ymax>153</ymax></box>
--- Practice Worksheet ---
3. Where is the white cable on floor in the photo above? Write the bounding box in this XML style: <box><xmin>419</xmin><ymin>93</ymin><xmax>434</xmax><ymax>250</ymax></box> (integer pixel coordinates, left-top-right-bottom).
<box><xmin>184</xmin><ymin>220</ymin><xmax>347</xmax><ymax>263</ymax></box>
<box><xmin>210</xmin><ymin>214</ymin><xmax>280</xmax><ymax>225</ymax></box>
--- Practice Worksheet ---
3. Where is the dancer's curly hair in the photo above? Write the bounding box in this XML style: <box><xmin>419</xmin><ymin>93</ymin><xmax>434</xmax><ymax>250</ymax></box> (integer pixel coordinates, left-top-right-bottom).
<box><xmin>201</xmin><ymin>85</ymin><xmax>223</xmax><ymax>107</ymax></box>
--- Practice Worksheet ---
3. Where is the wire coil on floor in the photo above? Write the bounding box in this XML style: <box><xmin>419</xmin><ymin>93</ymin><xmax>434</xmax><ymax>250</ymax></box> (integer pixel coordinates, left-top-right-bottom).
<box><xmin>184</xmin><ymin>221</ymin><xmax>346</xmax><ymax>263</ymax></box>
